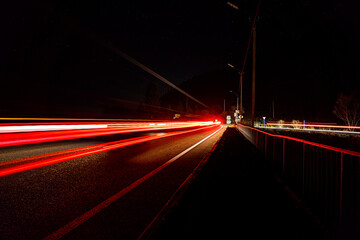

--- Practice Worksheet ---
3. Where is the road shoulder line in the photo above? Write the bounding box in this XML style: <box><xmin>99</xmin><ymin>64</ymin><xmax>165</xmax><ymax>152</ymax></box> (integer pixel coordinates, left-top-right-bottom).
<box><xmin>137</xmin><ymin>125</ymin><xmax>226</xmax><ymax>240</ymax></box>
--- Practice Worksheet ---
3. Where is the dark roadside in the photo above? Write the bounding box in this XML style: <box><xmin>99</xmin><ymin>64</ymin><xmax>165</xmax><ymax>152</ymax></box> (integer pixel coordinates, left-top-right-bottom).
<box><xmin>143</xmin><ymin>127</ymin><xmax>328</xmax><ymax>240</ymax></box>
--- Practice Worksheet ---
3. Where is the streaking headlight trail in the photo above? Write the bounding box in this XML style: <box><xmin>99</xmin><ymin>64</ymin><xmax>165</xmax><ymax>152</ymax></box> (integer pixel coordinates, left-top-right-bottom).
<box><xmin>0</xmin><ymin>124</ymin><xmax>108</xmax><ymax>133</ymax></box>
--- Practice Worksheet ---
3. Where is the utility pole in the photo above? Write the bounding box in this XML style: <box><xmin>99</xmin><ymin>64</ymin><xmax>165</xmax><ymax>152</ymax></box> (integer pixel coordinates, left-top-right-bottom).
<box><xmin>227</xmin><ymin>0</ymin><xmax>260</xmax><ymax>126</ymax></box>
<box><xmin>251</xmin><ymin>23</ymin><xmax>256</xmax><ymax>127</ymax></box>
<box><xmin>240</xmin><ymin>72</ymin><xmax>243</xmax><ymax>116</ymax></box>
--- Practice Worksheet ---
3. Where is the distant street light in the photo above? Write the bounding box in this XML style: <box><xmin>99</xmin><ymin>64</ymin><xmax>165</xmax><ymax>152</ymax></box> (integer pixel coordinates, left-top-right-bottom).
<box><xmin>263</xmin><ymin>116</ymin><xmax>266</xmax><ymax>127</ymax></box>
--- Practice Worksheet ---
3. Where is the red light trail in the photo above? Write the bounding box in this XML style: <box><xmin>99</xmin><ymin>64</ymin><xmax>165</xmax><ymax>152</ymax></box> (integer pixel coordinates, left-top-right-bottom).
<box><xmin>42</xmin><ymin>125</ymin><xmax>224</xmax><ymax>240</ymax></box>
<box><xmin>238</xmin><ymin>125</ymin><xmax>360</xmax><ymax>157</ymax></box>
<box><xmin>0</xmin><ymin>121</ymin><xmax>221</xmax><ymax>148</ymax></box>
<box><xmin>0</xmin><ymin>124</ymin><xmax>222</xmax><ymax>177</ymax></box>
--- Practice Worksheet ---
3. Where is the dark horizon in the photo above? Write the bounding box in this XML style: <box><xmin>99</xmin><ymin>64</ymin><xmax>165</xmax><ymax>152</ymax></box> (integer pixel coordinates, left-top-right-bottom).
<box><xmin>0</xmin><ymin>0</ymin><xmax>358</xmax><ymax>122</ymax></box>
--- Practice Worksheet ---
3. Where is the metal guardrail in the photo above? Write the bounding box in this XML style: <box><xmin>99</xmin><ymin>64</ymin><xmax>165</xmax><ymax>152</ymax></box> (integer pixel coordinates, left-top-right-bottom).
<box><xmin>237</xmin><ymin>124</ymin><xmax>360</xmax><ymax>236</ymax></box>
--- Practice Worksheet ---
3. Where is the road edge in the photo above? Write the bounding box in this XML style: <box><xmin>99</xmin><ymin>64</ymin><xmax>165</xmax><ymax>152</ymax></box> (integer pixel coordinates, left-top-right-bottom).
<box><xmin>137</xmin><ymin>126</ymin><xmax>226</xmax><ymax>240</ymax></box>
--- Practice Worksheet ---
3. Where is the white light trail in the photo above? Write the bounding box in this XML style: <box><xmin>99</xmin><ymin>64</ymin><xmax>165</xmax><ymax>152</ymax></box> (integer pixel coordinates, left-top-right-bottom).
<box><xmin>258</xmin><ymin>126</ymin><xmax>360</xmax><ymax>135</ymax></box>
<box><xmin>0</xmin><ymin>125</ymin><xmax>108</xmax><ymax>133</ymax></box>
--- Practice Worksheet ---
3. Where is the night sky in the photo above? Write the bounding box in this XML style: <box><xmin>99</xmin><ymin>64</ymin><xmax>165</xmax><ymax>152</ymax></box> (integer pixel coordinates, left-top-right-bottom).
<box><xmin>0</xmin><ymin>0</ymin><xmax>359</xmax><ymax>121</ymax></box>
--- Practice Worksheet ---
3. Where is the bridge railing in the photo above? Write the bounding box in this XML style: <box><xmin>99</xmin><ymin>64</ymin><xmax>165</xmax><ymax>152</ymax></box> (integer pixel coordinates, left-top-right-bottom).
<box><xmin>237</xmin><ymin>124</ymin><xmax>360</xmax><ymax>235</ymax></box>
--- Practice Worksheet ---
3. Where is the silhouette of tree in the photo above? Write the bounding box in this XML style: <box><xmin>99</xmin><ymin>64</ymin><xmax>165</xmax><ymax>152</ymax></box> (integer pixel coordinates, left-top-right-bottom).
<box><xmin>333</xmin><ymin>92</ymin><xmax>360</xmax><ymax>129</ymax></box>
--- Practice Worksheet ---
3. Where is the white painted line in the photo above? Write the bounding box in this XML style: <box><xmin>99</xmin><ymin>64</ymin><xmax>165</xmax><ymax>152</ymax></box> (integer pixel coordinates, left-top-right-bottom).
<box><xmin>43</xmin><ymin>125</ymin><xmax>223</xmax><ymax>240</ymax></box>
<box><xmin>137</xmin><ymin>125</ymin><xmax>225</xmax><ymax>240</ymax></box>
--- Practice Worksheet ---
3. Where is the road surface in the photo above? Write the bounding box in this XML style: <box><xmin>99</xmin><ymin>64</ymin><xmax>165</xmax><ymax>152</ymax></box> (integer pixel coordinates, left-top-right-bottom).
<box><xmin>0</xmin><ymin>124</ymin><xmax>225</xmax><ymax>240</ymax></box>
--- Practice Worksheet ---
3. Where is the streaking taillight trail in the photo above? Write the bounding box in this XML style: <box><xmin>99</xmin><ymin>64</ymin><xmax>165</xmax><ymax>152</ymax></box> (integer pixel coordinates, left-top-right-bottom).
<box><xmin>0</xmin><ymin>121</ymin><xmax>221</xmax><ymax>148</ymax></box>
<box><xmin>0</xmin><ymin>124</ymin><xmax>222</xmax><ymax>177</ymax></box>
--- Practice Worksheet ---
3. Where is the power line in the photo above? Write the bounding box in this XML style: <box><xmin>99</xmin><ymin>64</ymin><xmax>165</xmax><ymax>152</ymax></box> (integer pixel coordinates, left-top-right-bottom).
<box><xmin>60</xmin><ymin>15</ymin><xmax>211</xmax><ymax>110</ymax></box>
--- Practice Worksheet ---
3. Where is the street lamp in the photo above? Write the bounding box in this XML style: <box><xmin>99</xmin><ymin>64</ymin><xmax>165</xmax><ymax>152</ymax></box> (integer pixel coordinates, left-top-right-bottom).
<box><xmin>227</xmin><ymin>1</ymin><xmax>260</xmax><ymax>127</ymax></box>
<box><xmin>227</xmin><ymin>63</ymin><xmax>237</xmax><ymax>69</ymax></box>
<box><xmin>263</xmin><ymin>116</ymin><xmax>266</xmax><ymax>127</ymax></box>
<box><xmin>227</xmin><ymin>2</ymin><xmax>239</xmax><ymax>10</ymax></box>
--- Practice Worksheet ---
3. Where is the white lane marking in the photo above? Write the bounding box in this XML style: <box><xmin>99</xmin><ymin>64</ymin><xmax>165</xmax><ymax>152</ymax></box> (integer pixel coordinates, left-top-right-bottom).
<box><xmin>137</xmin><ymin>125</ymin><xmax>225</xmax><ymax>240</ymax></box>
<box><xmin>43</xmin><ymin>125</ymin><xmax>223</xmax><ymax>240</ymax></box>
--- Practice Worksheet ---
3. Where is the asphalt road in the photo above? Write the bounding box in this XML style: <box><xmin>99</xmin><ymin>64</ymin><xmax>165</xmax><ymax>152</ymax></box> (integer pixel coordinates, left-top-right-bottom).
<box><xmin>0</xmin><ymin>125</ymin><xmax>225</xmax><ymax>240</ymax></box>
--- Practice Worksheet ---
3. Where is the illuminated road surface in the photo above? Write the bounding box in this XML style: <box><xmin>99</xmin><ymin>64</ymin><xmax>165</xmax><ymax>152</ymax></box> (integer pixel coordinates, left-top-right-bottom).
<box><xmin>0</xmin><ymin>124</ymin><xmax>225</xmax><ymax>240</ymax></box>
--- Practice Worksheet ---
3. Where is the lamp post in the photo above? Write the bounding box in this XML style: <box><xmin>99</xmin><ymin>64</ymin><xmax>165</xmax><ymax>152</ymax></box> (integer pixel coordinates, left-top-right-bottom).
<box><xmin>227</xmin><ymin>1</ymin><xmax>260</xmax><ymax>127</ymax></box>
<box><xmin>263</xmin><ymin>116</ymin><xmax>266</xmax><ymax>127</ymax></box>
<box><xmin>251</xmin><ymin>23</ymin><xmax>256</xmax><ymax>127</ymax></box>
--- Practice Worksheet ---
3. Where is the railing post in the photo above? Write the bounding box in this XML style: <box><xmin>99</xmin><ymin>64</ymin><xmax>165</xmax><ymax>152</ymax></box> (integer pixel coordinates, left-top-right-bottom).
<box><xmin>256</xmin><ymin>131</ymin><xmax>258</xmax><ymax>148</ymax></box>
<box><xmin>264</xmin><ymin>134</ymin><xmax>267</xmax><ymax>159</ymax></box>
<box><xmin>273</xmin><ymin>136</ymin><xmax>275</xmax><ymax>164</ymax></box>
<box><xmin>239</xmin><ymin>124</ymin><xmax>360</xmax><ymax>233</ymax></box>
<box><xmin>282</xmin><ymin>138</ymin><xmax>285</xmax><ymax>175</ymax></box>
<box><xmin>340</xmin><ymin>153</ymin><xmax>343</xmax><ymax>222</ymax></box>
<box><xmin>303</xmin><ymin>143</ymin><xmax>305</xmax><ymax>195</ymax></box>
